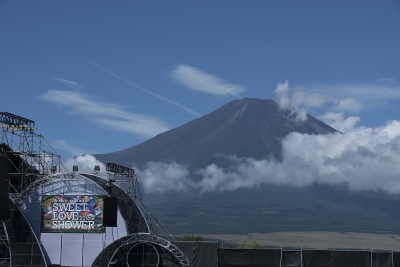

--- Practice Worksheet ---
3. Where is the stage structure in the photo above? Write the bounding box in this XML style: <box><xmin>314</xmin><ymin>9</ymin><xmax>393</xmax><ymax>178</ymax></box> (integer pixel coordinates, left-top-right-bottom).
<box><xmin>0</xmin><ymin>112</ymin><xmax>191</xmax><ymax>267</ymax></box>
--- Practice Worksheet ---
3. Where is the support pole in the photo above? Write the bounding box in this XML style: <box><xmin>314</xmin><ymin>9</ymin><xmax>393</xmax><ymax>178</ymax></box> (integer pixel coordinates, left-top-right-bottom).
<box><xmin>60</xmin><ymin>233</ymin><xmax>63</xmax><ymax>266</ymax></box>
<box><xmin>392</xmin><ymin>250</ymin><xmax>394</xmax><ymax>267</ymax></box>
<box><xmin>370</xmin><ymin>249</ymin><xmax>372</xmax><ymax>267</ymax></box>
<box><xmin>301</xmin><ymin>246</ymin><xmax>303</xmax><ymax>267</ymax></box>
<box><xmin>82</xmin><ymin>233</ymin><xmax>85</xmax><ymax>267</ymax></box>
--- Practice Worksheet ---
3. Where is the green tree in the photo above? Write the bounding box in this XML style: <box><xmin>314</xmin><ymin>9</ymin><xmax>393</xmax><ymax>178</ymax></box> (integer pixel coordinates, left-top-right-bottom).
<box><xmin>178</xmin><ymin>235</ymin><xmax>203</xmax><ymax>241</ymax></box>
<box><xmin>236</xmin><ymin>241</ymin><xmax>264</xmax><ymax>249</ymax></box>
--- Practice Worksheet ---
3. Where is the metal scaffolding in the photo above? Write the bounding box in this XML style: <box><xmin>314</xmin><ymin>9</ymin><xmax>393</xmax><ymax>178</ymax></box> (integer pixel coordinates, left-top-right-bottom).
<box><xmin>0</xmin><ymin>112</ymin><xmax>63</xmax><ymax>267</ymax></box>
<box><xmin>0</xmin><ymin>113</ymin><xmax>192</xmax><ymax>267</ymax></box>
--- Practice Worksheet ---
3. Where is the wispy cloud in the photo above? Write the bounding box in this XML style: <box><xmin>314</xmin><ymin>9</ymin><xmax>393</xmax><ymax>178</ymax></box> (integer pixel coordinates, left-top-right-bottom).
<box><xmin>53</xmin><ymin>77</ymin><xmax>83</xmax><ymax>89</ymax></box>
<box><xmin>52</xmin><ymin>140</ymin><xmax>85</xmax><ymax>156</ymax></box>
<box><xmin>318</xmin><ymin>112</ymin><xmax>360</xmax><ymax>133</ymax></box>
<box><xmin>307</xmin><ymin>83</ymin><xmax>400</xmax><ymax>108</ymax></box>
<box><xmin>84</xmin><ymin>60</ymin><xmax>201</xmax><ymax>118</ymax></box>
<box><xmin>274</xmin><ymin>80</ymin><xmax>400</xmax><ymax>118</ymax></box>
<box><xmin>40</xmin><ymin>90</ymin><xmax>169</xmax><ymax>137</ymax></box>
<box><xmin>374</xmin><ymin>77</ymin><xmax>395</xmax><ymax>84</ymax></box>
<box><xmin>31</xmin><ymin>35</ymin><xmax>200</xmax><ymax>118</ymax></box>
<box><xmin>170</xmin><ymin>64</ymin><xmax>246</xmax><ymax>96</ymax></box>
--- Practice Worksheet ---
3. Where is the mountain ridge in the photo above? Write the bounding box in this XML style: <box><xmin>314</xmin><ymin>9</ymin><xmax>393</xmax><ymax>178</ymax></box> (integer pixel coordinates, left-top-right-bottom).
<box><xmin>95</xmin><ymin>98</ymin><xmax>337</xmax><ymax>169</ymax></box>
<box><xmin>94</xmin><ymin>98</ymin><xmax>400</xmax><ymax>235</ymax></box>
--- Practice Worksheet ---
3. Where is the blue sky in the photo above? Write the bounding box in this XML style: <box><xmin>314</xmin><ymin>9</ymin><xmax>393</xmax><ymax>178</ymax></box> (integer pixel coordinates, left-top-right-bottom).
<box><xmin>1</xmin><ymin>1</ymin><xmax>400</xmax><ymax>160</ymax></box>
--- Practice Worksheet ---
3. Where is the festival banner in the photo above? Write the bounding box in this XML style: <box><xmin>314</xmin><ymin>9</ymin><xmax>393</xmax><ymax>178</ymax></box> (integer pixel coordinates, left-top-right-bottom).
<box><xmin>41</xmin><ymin>195</ymin><xmax>105</xmax><ymax>233</ymax></box>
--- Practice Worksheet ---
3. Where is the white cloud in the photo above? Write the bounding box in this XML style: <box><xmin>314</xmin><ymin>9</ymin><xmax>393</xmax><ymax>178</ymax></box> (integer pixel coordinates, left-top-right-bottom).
<box><xmin>374</xmin><ymin>78</ymin><xmax>395</xmax><ymax>84</ymax></box>
<box><xmin>135</xmin><ymin>161</ymin><xmax>195</xmax><ymax>194</ymax></box>
<box><xmin>333</xmin><ymin>98</ymin><xmax>363</xmax><ymax>111</ymax></box>
<box><xmin>310</xmin><ymin>83</ymin><xmax>400</xmax><ymax>106</ymax></box>
<box><xmin>40</xmin><ymin>90</ymin><xmax>169</xmax><ymax>137</ymax></box>
<box><xmin>291</xmin><ymin>91</ymin><xmax>326</xmax><ymax>108</ymax></box>
<box><xmin>53</xmin><ymin>77</ymin><xmax>83</xmax><ymax>89</ymax></box>
<box><xmin>85</xmin><ymin>60</ymin><xmax>201</xmax><ymax>117</ymax></box>
<box><xmin>318</xmin><ymin>112</ymin><xmax>360</xmax><ymax>132</ymax></box>
<box><xmin>274</xmin><ymin>81</ymin><xmax>400</xmax><ymax>116</ymax></box>
<box><xmin>132</xmin><ymin>119</ymin><xmax>400</xmax><ymax>195</ymax></box>
<box><xmin>63</xmin><ymin>154</ymin><xmax>106</xmax><ymax>173</ymax></box>
<box><xmin>170</xmin><ymin>64</ymin><xmax>246</xmax><ymax>96</ymax></box>
<box><xmin>275</xmin><ymin>80</ymin><xmax>308</xmax><ymax>122</ymax></box>
<box><xmin>52</xmin><ymin>140</ymin><xmax>85</xmax><ymax>156</ymax></box>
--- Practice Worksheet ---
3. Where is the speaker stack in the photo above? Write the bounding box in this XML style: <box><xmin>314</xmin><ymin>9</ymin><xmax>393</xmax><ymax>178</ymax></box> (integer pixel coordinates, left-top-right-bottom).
<box><xmin>0</xmin><ymin>155</ymin><xmax>10</xmax><ymax>220</ymax></box>
<box><xmin>103</xmin><ymin>197</ymin><xmax>118</xmax><ymax>227</ymax></box>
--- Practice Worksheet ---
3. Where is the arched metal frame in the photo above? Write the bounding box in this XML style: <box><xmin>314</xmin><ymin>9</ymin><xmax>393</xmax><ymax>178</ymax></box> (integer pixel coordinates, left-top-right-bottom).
<box><xmin>10</xmin><ymin>172</ymin><xmax>150</xmax><ymax>234</ymax></box>
<box><xmin>1</xmin><ymin>113</ymin><xmax>190</xmax><ymax>267</ymax></box>
<box><xmin>4</xmin><ymin>172</ymin><xmax>192</xmax><ymax>267</ymax></box>
<box><xmin>0</xmin><ymin>221</ymin><xmax>11</xmax><ymax>267</ymax></box>
<box><xmin>81</xmin><ymin>173</ymin><xmax>150</xmax><ymax>234</ymax></box>
<box><xmin>93</xmin><ymin>233</ymin><xmax>191</xmax><ymax>267</ymax></box>
<box><xmin>127</xmin><ymin>242</ymin><xmax>160</xmax><ymax>267</ymax></box>
<box><xmin>4</xmin><ymin>198</ymin><xmax>51</xmax><ymax>267</ymax></box>
<box><xmin>9</xmin><ymin>173</ymin><xmax>101</xmax><ymax>205</ymax></box>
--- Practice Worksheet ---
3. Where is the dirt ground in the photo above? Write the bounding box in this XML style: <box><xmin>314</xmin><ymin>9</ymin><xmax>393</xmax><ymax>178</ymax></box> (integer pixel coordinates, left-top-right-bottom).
<box><xmin>201</xmin><ymin>232</ymin><xmax>400</xmax><ymax>250</ymax></box>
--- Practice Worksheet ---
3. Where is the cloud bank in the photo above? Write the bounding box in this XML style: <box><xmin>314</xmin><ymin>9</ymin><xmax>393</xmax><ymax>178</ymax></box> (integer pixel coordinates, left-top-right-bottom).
<box><xmin>62</xmin><ymin>79</ymin><xmax>400</xmax><ymax>196</ymax></box>
<box><xmin>40</xmin><ymin>90</ymin><xmax>169</xmax><ymax>137</ymax></box>
<box><xmin>170</xmin><ymin>64</ymin><xmax>246</xmax><ymax>96</ymax></box>
<box><xmin>129</xmin><ymin>118</ymin><xmax>400</xmax><ymax>195</ymax></box>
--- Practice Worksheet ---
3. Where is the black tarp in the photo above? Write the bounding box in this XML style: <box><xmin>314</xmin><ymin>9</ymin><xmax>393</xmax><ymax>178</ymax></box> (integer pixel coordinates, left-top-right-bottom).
<box><xmin>393</xmin><ymin>252</ymin><xmax>400</xmax><ymax>267</ymax></box>
<box><xmin>303</xmin><ymin>250</ymin><xmax>370</xmax><ymax>267</ymax></box>
<box><xmin>215</xmin><ymin>248</ymin><xmax>393</xmax><ymax>267</ymax></box>
<box><xmin>173</xmin><ymin>242</ymin><xmax>219</xmax><ymax>267</ymax></box>
<box><xmin>218</xmin><ymin>248</ymin><xmax>281</xmax><ymax>267</ymax></box>
<box><xmin>372</xmin><ymin>252</ymin><xmax>392</xmax><ymax>267</ymax></box>
<box><xmin>303</xmin><ymin>250</ymin><xmax>332</xmax><ymax>267</ymax></box>
<box><xmin>282</xmin><ymin>251</ymin><xmax>301</xmax><ymax>267</ymax></box>
<box><xmin>331</xmin><ymin>251</ymin><xmax>370</xmax><ymax>267</ymax></box>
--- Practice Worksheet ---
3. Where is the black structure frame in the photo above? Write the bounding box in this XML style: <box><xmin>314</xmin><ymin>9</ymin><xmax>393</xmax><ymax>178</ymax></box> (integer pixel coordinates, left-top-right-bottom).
<box><xmin>0</xmin><ymin>112</ymin><xmax>192</xmax><ymax>267</ymax></box>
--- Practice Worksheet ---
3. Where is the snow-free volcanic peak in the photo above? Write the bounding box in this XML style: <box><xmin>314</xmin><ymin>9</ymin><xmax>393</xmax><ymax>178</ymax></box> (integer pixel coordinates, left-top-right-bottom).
<box><xmin>95</xmin><ymin>98</ymin><xmax>337</xmax><ymax>169</ymax></box>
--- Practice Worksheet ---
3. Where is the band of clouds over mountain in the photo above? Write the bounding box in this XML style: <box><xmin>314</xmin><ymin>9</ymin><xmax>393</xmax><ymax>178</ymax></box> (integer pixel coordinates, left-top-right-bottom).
<box><xmin>134</xmin><ymin>80</ymin><xmax>400</xmax><ymax>194</ymax></box>
<box><xmin>129</xmin><ymin>118</ymin><xmax>400</xmax><ymax>195</ymax></box>
<box><xmin>170</xmin><ymin>64</ymin><xmax>246</xmax><ymax>96</ymax></box>
<box><xmin>40</xmin><ymin>90</ymin><xmax>169</xmax><ymax>137</ymax></box>
<box><xmin>59</xmin><ymin>79</ymin><xmax>400</xmax><ymax>195</ymax></box>
<box><xmin>63</xmin><ymin>114</ymin><xmax>400</xmax><ymax>195</ymax></box>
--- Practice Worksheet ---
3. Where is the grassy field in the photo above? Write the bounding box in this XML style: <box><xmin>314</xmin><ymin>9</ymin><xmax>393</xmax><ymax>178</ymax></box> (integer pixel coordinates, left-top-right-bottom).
<box><xmin>146</xmin><ymin>185</ymin><xmax>400</xmax><ymax>236</ymax></box>
<box><xmin>200</xmin><ymin>232</ymin><xmax>400</xmax><ymax>250</ymax></box>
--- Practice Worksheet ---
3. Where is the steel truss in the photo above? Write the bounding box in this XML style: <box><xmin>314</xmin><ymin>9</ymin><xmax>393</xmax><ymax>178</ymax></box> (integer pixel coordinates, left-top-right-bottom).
<box><xmin>1</xmin><ymin>114</ymin><xmax>63</xmax><ymax>196</ymax></box>
<box><xmin>9</xmin><ymin>173</ymin><xmax>104</xmax><ymax>206</ymax></box>
<box><xmin>81</xmin><ymin>173</ymin><xmax>150</xmax><ymax>234</ymax></box>
<box><xmin>0</xmin><ymin>112</ymin><xmax>64</xmax><ymax>267</ymax></box>
<box><xmin>0</xmin><ymin>221</ymin><xmax>11</xmax><ymax>267</ymax></box>
<box><xmin>0</xmin><ymin>112</ymin><xmax>191</xmax><ymax>267</ymax></box>
<box><xmin>93</xmin><ymin>233</ymin><xmax>192</xmax><ymax>267</ymax></box>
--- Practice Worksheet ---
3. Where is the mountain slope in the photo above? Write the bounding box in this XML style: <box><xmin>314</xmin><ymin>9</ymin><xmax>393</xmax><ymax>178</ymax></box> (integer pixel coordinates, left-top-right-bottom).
<box><xmin>95</xmin><ymin>98</ymin><xmax>337</xmax><ymax>169</ymax></box>
<box><xmin>95</xmin><ymin>98</ymin><xmax>400</xmax><ymax>235</ymax></box>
